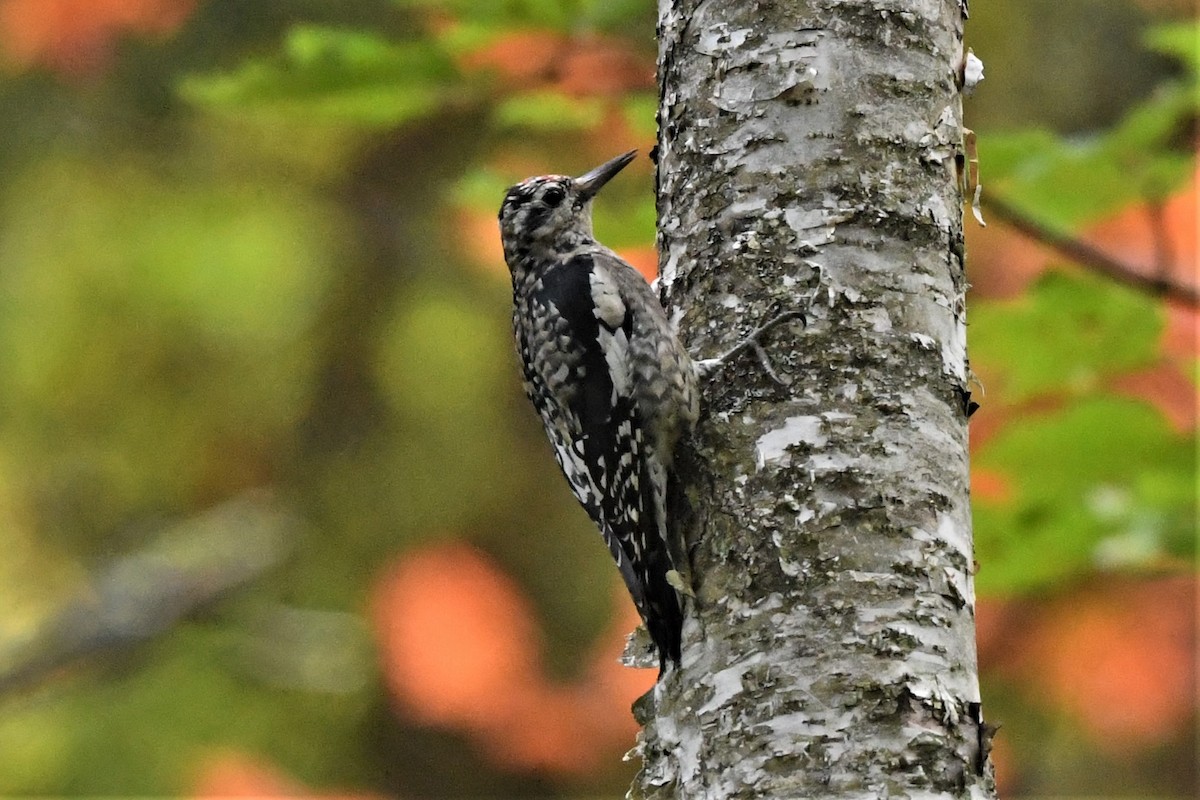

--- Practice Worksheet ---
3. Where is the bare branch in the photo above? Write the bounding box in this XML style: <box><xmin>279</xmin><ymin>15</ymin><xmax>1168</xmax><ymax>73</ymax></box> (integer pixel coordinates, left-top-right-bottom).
<box><xmin>0</xmin><ymin>493</ymin><xmax>298</xmax><ymax>696</ymax></box>
<box><xmin>982</xmin><ymin>193</ymin><xmax>1200</xmax><ymax>308</ymax></box>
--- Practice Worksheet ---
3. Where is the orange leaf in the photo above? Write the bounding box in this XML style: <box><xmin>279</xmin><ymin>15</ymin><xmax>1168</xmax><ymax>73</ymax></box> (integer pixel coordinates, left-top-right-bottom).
<box><xmin>370</xmin><ymin>542</ymin><xmax>542</xmax><ymax>733</ymax></box>
<box><xmin>454</xmin><ymin>207</ymin><xmax>507</xmax><ymax>276</ymax></box>
<box><xmin>191</xmin><ymin>751</ymin><xmax>381</xmax><ymax>800</ymax></box>
<box><xmin>458</xmin><ymin>30</ymin><xmax>653</xmax><ymax>98</ymax></box>
<box><xmin>371</xmin><ymin>544</ymin><xmax>652</xmax><ymax>777</ymax></box>
<box><xmin>458</xmin><ymin>30</ymin><xmax>566</xmax><ymax>88</ymax></box>
<box><xmin>970</xmin><ymin>467</ymin><xmax>1013</xmax><ymax>504</ymax></box>
<box><xmin>966</xmin><ymin>219</ymin><xmax>1053</xmax><ymax>299</ymax></box>
<box><xmin>555</xmin><ymin>38</ymin><xmax>654</xmax><ymax>97</ymax></box>
<box><xmin>1162</xmin><ymin>299</ymin><xmax>1198</xmax><ymax>360</ymax></box>
<box><xmin>1084</xmin><ymin>167</ymin><xmax>1198</xmax><ymax>291</ymax></box>
<box><xmin>984</xmin><ymin>576</ymin><xmax>1196</xmax><ymax>748</ymax></box>
<box><xmin>0</xmin><ymin>0</ymin><xmax>195</xmax><ymax>77</ymax></box>
<box><xmin>1110</xmin><ymin>363</ymin><xmax>1197</xmax><ymax>433</ymax></box>
<box><xmin>616</xmin><ymin>246</ymin><xmax>659</xmax><ymax>283</ymax></box>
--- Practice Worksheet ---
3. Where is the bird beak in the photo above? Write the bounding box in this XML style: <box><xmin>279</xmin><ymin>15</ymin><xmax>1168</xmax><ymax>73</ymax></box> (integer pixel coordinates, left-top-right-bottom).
<box><xmin>575</xmin><ymin>150</ymin><xmax>638</xmax><ymax>200</ymax></box>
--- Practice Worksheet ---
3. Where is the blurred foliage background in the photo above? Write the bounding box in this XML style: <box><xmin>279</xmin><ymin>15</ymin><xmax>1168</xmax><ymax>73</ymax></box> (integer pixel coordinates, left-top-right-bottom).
<box><xmin>0</xmin><ymin>0</ymin><xmax>1194</xmax><ymax>797</ymax></box>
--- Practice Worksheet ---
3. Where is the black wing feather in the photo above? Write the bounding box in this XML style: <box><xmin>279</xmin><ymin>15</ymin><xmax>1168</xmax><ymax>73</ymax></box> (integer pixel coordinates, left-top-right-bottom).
<box><xmin>534</xmin><ymin>254</ymin><xmax>682</xmax><ymax>670</ymax></box>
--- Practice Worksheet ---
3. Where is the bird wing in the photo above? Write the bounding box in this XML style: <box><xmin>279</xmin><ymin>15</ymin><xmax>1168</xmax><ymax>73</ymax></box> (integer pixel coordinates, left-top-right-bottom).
<box><xmin>520</xmin><ymin>250</ymin><xmax>682</xmax><ymax>665</ymax></box>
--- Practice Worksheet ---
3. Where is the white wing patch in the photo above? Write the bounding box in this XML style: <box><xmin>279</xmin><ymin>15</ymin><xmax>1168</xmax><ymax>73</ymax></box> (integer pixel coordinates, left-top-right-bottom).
<box><xmin>590</xmin><ymin>267</ymin><xmax>633</xmax><ymax>400</ymax></box>
<box><xmin>589</xmin><ymin>268</ymin><xmax>626</xmax><ymax>328</ymax></box>
<box><xmin>597</xmin><ymin>328</ymin><xmax>630</xmax><ymax>399</ymax></box>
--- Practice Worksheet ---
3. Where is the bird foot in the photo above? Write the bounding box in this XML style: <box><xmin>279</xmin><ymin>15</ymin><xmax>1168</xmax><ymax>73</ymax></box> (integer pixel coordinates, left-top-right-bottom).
<box><xmin>694</xmin><ymin>309</ymin><xmax>806</xmax><ymax>384</ymax></box>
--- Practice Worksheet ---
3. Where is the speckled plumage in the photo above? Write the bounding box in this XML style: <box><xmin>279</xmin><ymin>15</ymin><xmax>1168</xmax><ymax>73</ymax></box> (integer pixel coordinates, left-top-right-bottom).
<box><xmin>499</xmin><ymin>152</ymin><xmax>696</xmax><ymax>673</ymax></box>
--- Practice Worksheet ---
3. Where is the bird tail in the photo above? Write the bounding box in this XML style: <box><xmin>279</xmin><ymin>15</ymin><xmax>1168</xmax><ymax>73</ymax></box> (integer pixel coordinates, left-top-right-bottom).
<box><xmin>599</xmin><ymin>519</ymin><xmax>683</xmax><ymax>676</ymax></box>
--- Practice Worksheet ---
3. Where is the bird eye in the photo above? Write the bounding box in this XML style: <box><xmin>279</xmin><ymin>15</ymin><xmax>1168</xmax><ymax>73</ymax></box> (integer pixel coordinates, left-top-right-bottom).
<box><xmin>542</xmin><ymin>186</ymin><xmax>566</xmax><ymax>208</ymax></box>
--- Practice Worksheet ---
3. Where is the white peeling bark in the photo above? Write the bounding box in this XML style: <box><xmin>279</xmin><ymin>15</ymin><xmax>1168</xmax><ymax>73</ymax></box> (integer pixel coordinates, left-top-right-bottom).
<box><xmin>636</xmin><ymin>1</ymin><xmax>997</xmax><ymax>798</ymax></box>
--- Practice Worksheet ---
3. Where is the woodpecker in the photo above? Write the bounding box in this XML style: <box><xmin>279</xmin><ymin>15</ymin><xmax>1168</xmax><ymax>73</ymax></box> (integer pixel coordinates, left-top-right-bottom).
<box><xmin>499</xmin><ymin>150</ymin><xmax>801</xmax><ymax>675</ymax></box>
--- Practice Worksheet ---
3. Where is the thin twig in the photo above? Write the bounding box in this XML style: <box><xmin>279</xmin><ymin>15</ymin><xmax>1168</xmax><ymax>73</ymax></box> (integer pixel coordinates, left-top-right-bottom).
<box><xmin>982</xmin><ymin>193</ymin><xmax>1199</xmax><ymax>308</ymax></box>
<box><xmin>1146</xmin><ymin>199</ymin><xmax>1175</xmax><ymax>286</ymax></box>
<box><xmin>0</xmin><ymin>494</ymin><xmax>297</xmax><ymax>697</ymax></box>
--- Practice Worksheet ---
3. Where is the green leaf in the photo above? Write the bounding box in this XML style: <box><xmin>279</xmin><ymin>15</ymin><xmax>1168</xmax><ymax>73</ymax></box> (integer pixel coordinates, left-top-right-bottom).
<box><xmin>981</xmin><ymin>112</ymin><xmax>1192</xmax><ymax>226</ymax></box>
<box><xmin>0</xmin><ymin>158</ymin><xmax>335</xmax><ymax>527</ymax></box>
<box><xmin>494</xmin><ymin>90</ymin><xmax>605</xmax><ymax>131</ymax></box>
<box><xmin>622</xmin><ymin>92</ymin><xmax>658</xmax><ymax>139</ymax></box>
<box><xmin>978</xmin><ymin>129</ymin><xmax>1060</xmax><ymax>181</ymax></box>
<box><xmin>577</xmin><ymin>0</ymin><xmax>657</xmax><ymax>31</ymax></box>
<box><xmin>1100</xmin><ymin>84</ymin><xmax>1195</xmax><ymax>203</ymax></box>
<box><xmin>974</xmin><ymin>396</ymin><xmax>1196</xmax><ymax>595</ymax></box>
<box><xmin>373</xmin><ymin>282</ymin><xmax>527</xmax><ymax>529</ymax></box>
<box><xmin>180</xmin><ymin>26</ymin><xmax>460</xmax><ymax>126</ymax></box>
<box><xmin>981</xmin><ymin>130</ymin><xmax>1129</xmax><ymax>226</ymax></box>
<box><xmin>393</xmin><ymin>0</ymin><xmax>650</xmax><ymax>31</ymax></box>
<box><xmin>391</xmin><ymin>0</ymin><xmax>571</xmax><ymax>29</ymax></box>
<box><xmin>451</xmin><ymin>167</ymin><xmax>513</xmax><ymax>210</ymax></box>
<box><xmin>0</xmin><ymin>623</ymin><xmax>374</xmax><ymax>793</ymax></box>
<box><xmin>982</xmin><ymin>22</ymin><xmax>1197</xmax><ymax>226</ymax></box>
<box><xmin>1144</xmin><ymin>20</ymin><xmax>1200</xmax><ymax>74</ymax></box>
<box><xmin>969</xmin><ymin>270</ymin><xmax>1163</xmax><ymax>403</ymax></box>
<box><xmin>426</xmin><ymin>19</ymin><xmax>507</xmax><ymax>56</ymax></box>
<box><xmin>591</xmin><ymin>182</ymin><xmax>656</xmax><ymax>249</ymax></box>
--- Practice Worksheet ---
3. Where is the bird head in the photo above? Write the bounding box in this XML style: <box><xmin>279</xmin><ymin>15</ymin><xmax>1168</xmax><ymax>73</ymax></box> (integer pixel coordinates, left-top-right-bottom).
<box><xmin>498</xmin><ymin>150</ymin><xmax>637</xmax><ymax>265</ymax></box>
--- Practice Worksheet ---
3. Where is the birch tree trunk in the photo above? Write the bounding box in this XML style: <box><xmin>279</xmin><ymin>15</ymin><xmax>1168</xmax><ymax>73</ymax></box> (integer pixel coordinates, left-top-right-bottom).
<box><xmin>637</xmin><ymin>1</ymin><xmax>997</xmax><ymax>797</ymax></box>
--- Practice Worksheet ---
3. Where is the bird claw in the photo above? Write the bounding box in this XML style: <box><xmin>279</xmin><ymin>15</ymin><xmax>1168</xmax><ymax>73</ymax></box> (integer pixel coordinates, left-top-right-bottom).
<box><xmin>695</xmin><ymin>309</ymin><xmax>805</xmax><ymax>382</ymax></box>
<box><xmin>752</xmin><ymin>341</ymin><xmax>788</xmax><ymax>386</ymax></box>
